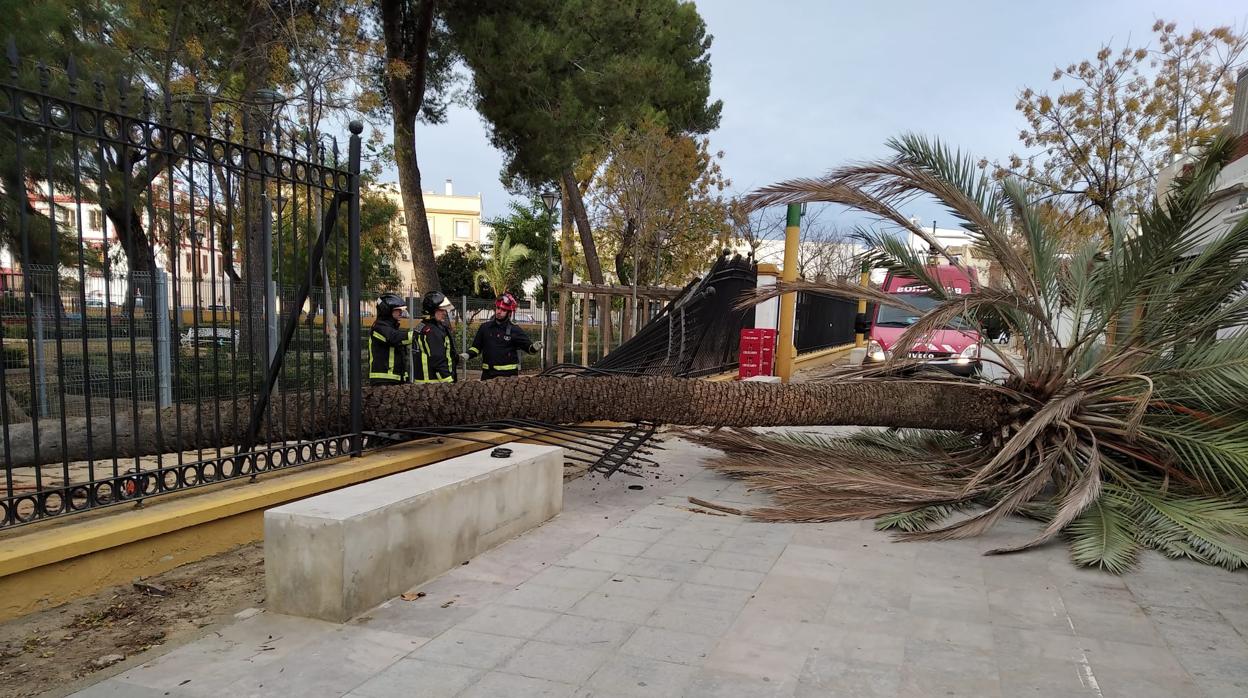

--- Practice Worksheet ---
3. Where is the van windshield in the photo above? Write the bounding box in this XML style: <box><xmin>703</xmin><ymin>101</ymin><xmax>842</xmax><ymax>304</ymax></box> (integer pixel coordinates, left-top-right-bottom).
<box><xmin>876</xmin><ymin>294</ymin><xmax>970</xmax><ymax>329</ymax></box>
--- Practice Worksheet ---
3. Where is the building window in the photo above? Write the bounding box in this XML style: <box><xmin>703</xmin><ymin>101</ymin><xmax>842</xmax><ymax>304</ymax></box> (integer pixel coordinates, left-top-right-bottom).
<box><xmin>185</xmin><ymin>252</ymin><xmax>193</xmax><ymax>269</ymax></box>
<box><xmin>88</xmin><ymin>209</ymin><xmax>104</xmax><ymax>231</ymax></box>
<box><xmin>455</xmin><ymin>220</ymin><xmax>470</xmax><ymax>240</ymax></box>
<box><xmin>54</xmin><ymin>207</ymin><xmax>75</xmax><ymax>228</ymax></box>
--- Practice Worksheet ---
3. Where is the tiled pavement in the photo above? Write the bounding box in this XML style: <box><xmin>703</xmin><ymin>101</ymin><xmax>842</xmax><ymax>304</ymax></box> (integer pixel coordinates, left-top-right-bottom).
<box><xmin>71</xmin><ymin>436</ymin><xmax>1248</xmax><ymax>697</ymax></box>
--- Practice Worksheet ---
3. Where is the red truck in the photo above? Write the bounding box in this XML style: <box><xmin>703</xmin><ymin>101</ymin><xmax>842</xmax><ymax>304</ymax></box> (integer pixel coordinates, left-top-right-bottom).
<box><xmin>865</xmin><ymin>265</ymin><xmax>982</xmax><ymax>376</ymax></box>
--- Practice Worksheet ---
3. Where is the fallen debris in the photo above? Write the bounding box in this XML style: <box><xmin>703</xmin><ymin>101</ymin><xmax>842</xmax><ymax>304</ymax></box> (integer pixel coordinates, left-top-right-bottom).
<box><xmin>91</xmin><ymin>654</ymin><xmax>124</xmax><ymax>669</ymax></box>
<box><xmin>687</xmin><ymin>497</ymin><xmax>742</xmax><ymax>516</ymax></box>
<box><xmin>399</xmin><ymin>592</ymin><xmax>426</xmax><ymax>602</ymax></box>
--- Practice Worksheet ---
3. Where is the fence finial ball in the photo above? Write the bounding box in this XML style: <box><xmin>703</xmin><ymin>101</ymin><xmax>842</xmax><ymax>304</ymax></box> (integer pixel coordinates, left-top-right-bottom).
<box><xmin>349</xmin><ymin>120</ymin><xmax>364</xmax><ymax>135</ymax></box>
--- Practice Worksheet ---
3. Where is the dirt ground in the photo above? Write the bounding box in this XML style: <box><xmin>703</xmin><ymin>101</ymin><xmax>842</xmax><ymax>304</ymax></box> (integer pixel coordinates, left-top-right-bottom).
<box><xmin>0</xmin><ymin>543</ymin><xmax>264</xmax><ymax>698</ymax></box>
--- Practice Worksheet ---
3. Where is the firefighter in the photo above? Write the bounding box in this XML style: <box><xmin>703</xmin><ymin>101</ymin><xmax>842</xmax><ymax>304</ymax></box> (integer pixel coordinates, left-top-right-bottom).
<box><xmin>464</xmin><ymin>292</ymin><xmax>542</xmax><ymax>380</ymax></box>
<box><xmin>412</xmin><ymin>291</ymin><xmax>459</xmax><ymax>383</ymax></box>
<box><xmin>368</xmin><ymin>293</ymin><xmax>412</xmax><ymax>385</ymax></box>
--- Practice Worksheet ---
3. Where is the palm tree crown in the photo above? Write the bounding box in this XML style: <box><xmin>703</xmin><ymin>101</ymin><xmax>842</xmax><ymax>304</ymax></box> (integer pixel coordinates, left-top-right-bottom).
<box><xmin>699</xmin><ymin>133</ymin><xmax>1248</xmax><ymax>573</ymax></box>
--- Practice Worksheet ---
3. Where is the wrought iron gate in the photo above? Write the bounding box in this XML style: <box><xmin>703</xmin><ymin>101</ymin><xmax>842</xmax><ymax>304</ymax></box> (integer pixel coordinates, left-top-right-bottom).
<box><xmin>0</xmin><ymin>49</ymin><xmax>364</xmax><ymax>527</ymax></box>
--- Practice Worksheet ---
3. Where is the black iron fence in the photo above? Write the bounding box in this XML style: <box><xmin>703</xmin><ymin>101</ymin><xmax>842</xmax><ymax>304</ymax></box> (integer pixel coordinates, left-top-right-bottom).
<box><xmin>794</xmin><ymin>291</ymin><xmax>857</xmax><ymax>353</ymax></box>
<box><xmin>587</xmin><ymin>252</ymin><xmax>757</xmax><ymax>377</ymax></box>
<box><xmin>0</xmin><ymin>51</ymin><xmax>364</xmax><ymax>528</ymax></box>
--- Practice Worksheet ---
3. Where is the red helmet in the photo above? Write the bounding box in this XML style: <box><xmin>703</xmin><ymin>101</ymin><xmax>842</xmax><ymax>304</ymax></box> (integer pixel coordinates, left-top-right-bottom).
<box><xmin>496</xmin><ymin>293</ymin><xmax>518</xmax><ymax>312</ymax></box>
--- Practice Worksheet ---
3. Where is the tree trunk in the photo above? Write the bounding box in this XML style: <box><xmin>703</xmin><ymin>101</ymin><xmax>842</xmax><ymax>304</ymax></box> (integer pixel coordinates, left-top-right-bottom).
<box><xmin>555</xmin><ymin>186</ymin><xmax>575</xmax><ymax>365</ymax></box>
<box><xmin>1</xmin><ymin>378</ymin><xmax>1013</xmax><ymax>467</ymax></box>
<box><xmin>394</xmin><ymin>121</ymin><xmax>440</xmax><ymax>292</ymax></box>
<box><xmin>561</xmin><ymin>168</ymin><xmax>612</xmax><ymax>352</ymax></box>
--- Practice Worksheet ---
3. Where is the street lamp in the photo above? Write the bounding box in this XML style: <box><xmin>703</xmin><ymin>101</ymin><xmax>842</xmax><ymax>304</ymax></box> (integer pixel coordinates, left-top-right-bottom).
<box><xmin>539</xmin><ymin>190</ymin><xmax>559</xmax><ymax>368</ymax></box>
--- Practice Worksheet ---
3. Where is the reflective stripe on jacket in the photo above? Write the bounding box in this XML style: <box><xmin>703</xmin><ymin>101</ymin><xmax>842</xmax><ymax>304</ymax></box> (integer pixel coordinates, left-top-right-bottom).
<box><xmin>467</xmin><ymin>318</ymin><xmax>534</xmax><ymax>373</ymax></box>
<box><xmin>369</xmin><ymin>317</ymin><xmax>412</xmax><ymax>381</ymax></box>
<box><xmin>413</xmin><ymin>319</ymin><xmax>457</xmax><ymax>383</ymax></box>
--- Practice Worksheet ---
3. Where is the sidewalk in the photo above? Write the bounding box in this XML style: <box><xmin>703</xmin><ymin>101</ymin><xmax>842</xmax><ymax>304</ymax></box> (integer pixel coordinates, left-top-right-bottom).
<box><xmin>72</xmin><ymin>436</ymin><xmax>1248</xmax><ymax>698</ymax></box>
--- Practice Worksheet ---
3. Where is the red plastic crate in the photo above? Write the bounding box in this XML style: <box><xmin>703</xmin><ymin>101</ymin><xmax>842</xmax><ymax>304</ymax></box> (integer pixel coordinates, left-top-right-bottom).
<box><xmin>739</xmin><ymin>328</ymin><xmax>777</xmax><ymax>379</ymax></box>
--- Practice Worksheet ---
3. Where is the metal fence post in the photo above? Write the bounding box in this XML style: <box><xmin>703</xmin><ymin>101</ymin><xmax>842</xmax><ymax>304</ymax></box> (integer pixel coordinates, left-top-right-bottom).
<box><xmin>31</xmin><ymin>294</ymin><xmax>48</xmax><ymax>418</ymax></box>
<box><xmin>339</xmin><ymin>285</ymin><xmax>349</xmax><ymax>391</ymax></box>
<box><xmin>461</xmin><ymin>294</ymin><xmax>468</xmax><ymax>382</ymax></box>
<box><xmin>153</xmin><ymin>270</ymin><xmax>172</xmax><ymax>408</ymax></box>
<box><xmin>347</xmin><ymin>121</ymin><xmax>364</xmax><ymax>455</ymax></box>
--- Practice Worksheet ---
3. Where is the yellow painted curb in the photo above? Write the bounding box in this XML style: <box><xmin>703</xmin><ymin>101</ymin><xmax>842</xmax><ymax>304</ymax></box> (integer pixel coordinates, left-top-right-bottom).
<box><xmin>0</xmin><ymin>432</ymin><xmax>517</xmax><ymax>620</ymax></box>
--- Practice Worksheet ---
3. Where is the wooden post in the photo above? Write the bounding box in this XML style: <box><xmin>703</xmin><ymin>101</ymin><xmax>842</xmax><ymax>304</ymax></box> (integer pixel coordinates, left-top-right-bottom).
<box><xmin>622</xmin><ymin>296</ymin><xmax>633</xmax><ymax>341</ymax></box>
<box><xmin>581</xmin><ymin>291</ymin><xmax>591</xmax><ymax>366</ymax></box>
<box><xmin>556</xmin><ymin>289</ymin><xmax>568</xmax><ymax>365</ymax></box>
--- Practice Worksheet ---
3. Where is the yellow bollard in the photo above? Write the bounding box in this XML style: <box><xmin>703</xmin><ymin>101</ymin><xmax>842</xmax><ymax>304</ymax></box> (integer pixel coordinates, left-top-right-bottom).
<box><xmin>776</xmin><ymin>204</ymin><xmax>801</xmax><ymax>383</ymax></box>
<box><xmin>855</xmin><ymin>261</ymin><xmax>870</xmax><ymax>348</ymax></box>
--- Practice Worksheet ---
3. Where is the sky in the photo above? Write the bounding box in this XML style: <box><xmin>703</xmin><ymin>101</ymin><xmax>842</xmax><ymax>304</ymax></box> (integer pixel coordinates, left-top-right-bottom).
<box><xmin>401</xmin><ymin>0</ymin><xmax>1245</xmax><ymax>232</ymax></box>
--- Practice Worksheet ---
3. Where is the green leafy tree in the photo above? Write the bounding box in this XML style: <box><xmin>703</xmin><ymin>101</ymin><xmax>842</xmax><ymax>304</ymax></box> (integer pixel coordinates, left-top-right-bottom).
<box><xmin>1004</xmin><ymin>19</ymin><xmax>1247</xmax><ymax>231</ymax></box>
<box><xmin>445</xmin><ymin>0</ymin><xmax>722</xmax><ymax>347</ymax></box>
<box><xmin>373</xmin><ymin>0</ymin><xmax>457</xmax><ymax>292</ymax></box>
<box><xmin>589</xmin><ymin>114</ymin><xmax>732</xmax><ymax>287</ymax></box>
<box><xmin>435</xmin><ymin>244</ymin><xmax>486</xmax><ymax>300</ymax></box>
<box><xmin>473</xmin><ymin>233</ymin><xmax>530</xmax><ymax>298</ymax></box>
<box><xmin>485</xmin><ymin>200</ymin><xmax>558</xmax><ymax>299</ymax></box>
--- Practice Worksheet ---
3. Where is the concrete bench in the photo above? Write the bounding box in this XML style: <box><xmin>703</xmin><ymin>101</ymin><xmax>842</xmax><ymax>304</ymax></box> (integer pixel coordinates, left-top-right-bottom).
<box><xmin>264</xmin><ymin>443</ymin><xmax>563</xmax><ymax>622</ymax></box>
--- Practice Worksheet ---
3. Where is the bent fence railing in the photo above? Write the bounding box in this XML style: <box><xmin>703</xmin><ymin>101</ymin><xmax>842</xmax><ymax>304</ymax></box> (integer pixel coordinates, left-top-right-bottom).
<box><xmin>0</xmin><ymin>51</ymin><xmax>364</xmax><ymax>528</ymax></box>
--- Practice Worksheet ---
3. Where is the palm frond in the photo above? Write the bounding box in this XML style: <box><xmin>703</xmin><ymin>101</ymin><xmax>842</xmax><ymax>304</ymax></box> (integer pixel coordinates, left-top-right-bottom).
<box><xmin>1066</xmin><ymin>494</ymin><xmax>1141</xmax><ymax>574</ymax></box>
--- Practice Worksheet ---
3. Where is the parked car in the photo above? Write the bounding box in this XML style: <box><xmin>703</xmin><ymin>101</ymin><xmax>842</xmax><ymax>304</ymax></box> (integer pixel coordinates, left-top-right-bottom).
<box><xmin>864</xmin><ymin>265</ymin><xmax>981</xmax><ymax>376</ymax></box>
<box><xmin>181</xmin><ymin>327</ymin><xmax>239</xmax><ymax>348</ymax></box>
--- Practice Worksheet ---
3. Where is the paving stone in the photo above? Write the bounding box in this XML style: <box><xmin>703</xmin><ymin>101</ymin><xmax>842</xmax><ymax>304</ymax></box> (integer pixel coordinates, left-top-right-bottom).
<box><xmin>536</xmin><ymin>615</ymin><xmax>638</xmax><ymax>650</ymax></box>
<box><xmin>409</xmin><ymin>628</ymin><xmax>525</xmax><ymax>670</ymax></box>
<box><xmin>795</xmin><ymin>655</ymin><xmax>900</xmax><ymax>698</ymax></box>
<box><xmin>618</xmin><ymin>626</ymin><xmax>717</xmax><ymax>665</ymax></box>
<box><xmin>620</xmin><ymin>557</ymin><xmax>703</xmax><ymax>581</ymax></box>
<box><xmin>659</xmin><ymin>530</ymin><xmax>728</xmax><ymax>550</ymax></box>
<box><xmin>669</xmin><ymin>582</ymin><xmax>754</xmax><ymax>613</ymax></box>
<box><xmin>1065</xmin><ymin>607</ymin><xmax>1166</xmax><ymax>646</ymax></box>
<box><xmin>898</xmin><ymin>666</ymin><xmax>1002</xmax><ymax>697</ymax></box>
<box><xmin>704</xmin><ymin>550</ymin><xmax>777</xmax><ymax>573</ymax></box>
<box><xmin>499</xmin><ymin>583</ymin><xmax>591</xmax><ymax>613</ymax></box>
<box><xmin>818</xmin><ymin>628</ymin><xmax>906</xmax><ymax>665</ymax></box>
<box><xmin>910</xmin><ymin>583</ymin><xmax>992</xmax><ymax>624</ymax></box>
<box><xmin>460</xmin><ymin>671</ymin><xmax>576</xmax><ymax>698</ymax></box>
<box><xmin>599</xmin><ymin>525</ymin><xmax>670</xmax><ymax>544</ymax></box>
<box><xmin>219</xmin><ymin>626</ymin><xmax>417</xmax><ymax>698</ymax></box>
<box><xmin>569</xmin><ymin>592</ymin><xmax>663</xmax><ymax>624</ymax></box>
<box><xmin>1088</xmin><ymin>664</ymin><xmax>1204</xmax><ymax>698</ymax></box>
<box><xmin>716</xmin><ymin>536</ymin><xmax>787</xmax><ymax>559</ymax></box>
<box><xmin>529</xmin><ymin>566</ymin><xmax>616</xmax><ymax>591</ymax></box>
<box><xmin>646</xmin><ymin>601</ymin><xmax>740</xmax><ymax>638</ymax></box>
<box><xmin>458</xmin><ymin>605</ymin><xmax>560</xmax><ymax>639</ymax></box>
<box><xmin>823</xmin><ymin>600</ymin><xmax>912</xmax><ymax>634</ymax></box>
<box><xmin>688</xmin><ymin>565</ymin><xmax>766</xmax><ymax>591</ymax></box>
<box><xmin>70</xmin><ymin>681</ymin><xmax>180</xmax><ymax>698</ymax></box>
<box><xmin>501</xmin><ymin>640</ymin><xmax>611</xmax><ymax>684</ymax></box>
<box><xmin>580</xmin><ymin>536</ymin><xmax>653</xmax><ymax>556</ymax></box>
<box><xmin>685</xmin><ymin>669</ymin><xmax>792</xmax><ymax>697</ymax></box>
<box><xmin>558</xmin><ymin>549</ymin><xmax>636</xmax><ymax>572</ymax></box>
<box><xmin>995</xmin><ymin>653</ymin><xmax>1102</xmax><ymax>697</ymax></box>
<box><xmin>348</xmin><ymin>658</ymin><xmax>482</xmax><ymax>698</ymax></box>
<box><xmin>585</xmin><ymin>654</ymin><xmax>697</xmax><ymax>697</ymax></box>
<box><xmin>705</xmin><ymin>638</ymin><xmax>808</xmax><ymax>684</ymax></box>
<box><xmin>639</xmin><ymin>543</ymin><xmax>713</xmax><ymax>563</ymax></box>
<box><xmin>596</xmin><ymin>574</ymin><xmax>680</xmax><ymax>601</ymax></box>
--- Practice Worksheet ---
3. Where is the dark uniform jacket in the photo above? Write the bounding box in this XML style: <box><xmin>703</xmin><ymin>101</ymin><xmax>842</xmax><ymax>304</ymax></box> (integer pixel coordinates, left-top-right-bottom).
<box><xmin>369</xmin><ymin>315</ymin><xmax>412</xmax><ymax>383</ymax></box>
<box><xmin>468</xmin><ymin>317</ymin><xmax>536</xmax><ymax>376</ymax></box>
<box><xmin>413</xmin><ymin>318</ymin><xmax>458</xmax><ymax>383</ymax></box>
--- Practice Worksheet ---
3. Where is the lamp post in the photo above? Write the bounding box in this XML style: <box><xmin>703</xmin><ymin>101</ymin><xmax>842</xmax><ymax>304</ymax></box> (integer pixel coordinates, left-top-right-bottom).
<box><xmin>539</xmin><ymin>190</ymin><xmax>559</xmax><ymax>368</ymax></box>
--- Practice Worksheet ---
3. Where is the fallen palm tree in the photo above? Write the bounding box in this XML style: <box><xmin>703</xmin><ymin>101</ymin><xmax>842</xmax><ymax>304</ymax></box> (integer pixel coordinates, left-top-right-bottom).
<box><xmin>688</xmin><ymin>133</ymin><xmax>1248</xmax><ymax>572</ymax></box>
<box><xmin>0</xmin><ymin>377</ymin><xmax>1011</xmax><ymax>467</ymax></box>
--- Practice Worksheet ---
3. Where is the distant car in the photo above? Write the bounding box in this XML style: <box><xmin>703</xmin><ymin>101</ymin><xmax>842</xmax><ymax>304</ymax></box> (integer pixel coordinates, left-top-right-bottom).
<box><xmin>181</xmin><ymin>327</ymin><xmax>238</xmax><ymax>348</ymax></box>
<box><xmin>84</xmin><ymin>297</ymin><xmax>106</xmax><ymax>308</ymax></box>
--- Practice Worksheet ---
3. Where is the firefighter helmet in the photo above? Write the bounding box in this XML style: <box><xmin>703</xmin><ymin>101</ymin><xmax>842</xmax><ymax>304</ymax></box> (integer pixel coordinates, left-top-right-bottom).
<box><xmin>496</xmin><ymin>293</ymin><xmax>518</xmax><ymax>312</ymax></box>
<box><xmin>377</xmin><ymin>293</ymin><xmax>406</xmax><ymax>317</ymax></box>
<box><xmin>421</xmin><ymin>291</ymin><xmax>453</xmax><ymax>317</ymax></box>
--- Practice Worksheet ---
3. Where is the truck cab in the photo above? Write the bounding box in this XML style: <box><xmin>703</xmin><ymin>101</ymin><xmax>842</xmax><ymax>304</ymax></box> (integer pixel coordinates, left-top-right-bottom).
<box><xmin>865</xmin><ymin>265</ymin><xmax>981</xmax><ymax>376</ymax></box>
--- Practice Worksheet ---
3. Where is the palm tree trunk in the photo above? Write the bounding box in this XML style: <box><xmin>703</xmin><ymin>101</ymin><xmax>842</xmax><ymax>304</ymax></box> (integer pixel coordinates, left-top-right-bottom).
<box><xmin>0</xmin><ymin>378</ymin><xmax>1012</xmax><ymax>468</ymax></box>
